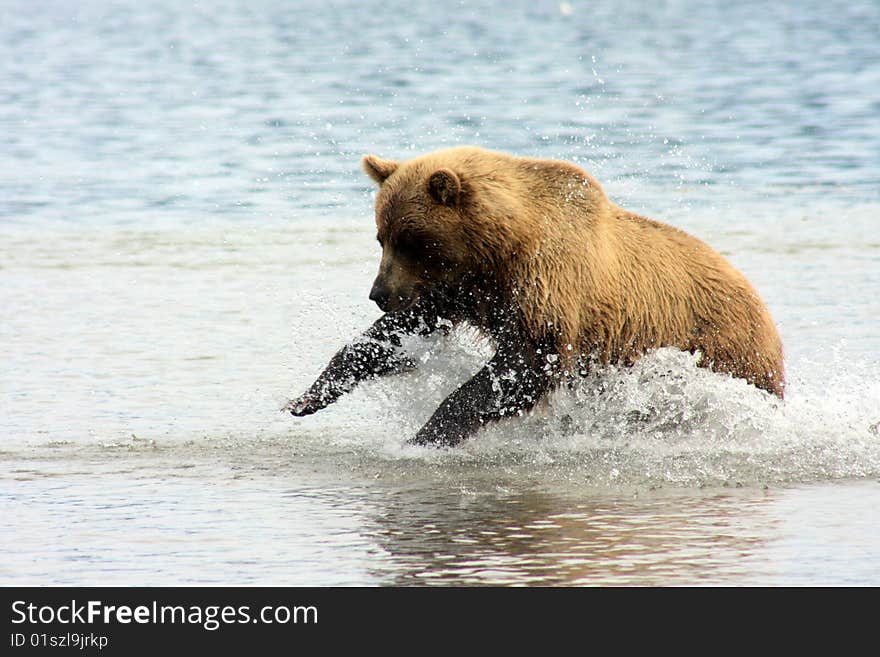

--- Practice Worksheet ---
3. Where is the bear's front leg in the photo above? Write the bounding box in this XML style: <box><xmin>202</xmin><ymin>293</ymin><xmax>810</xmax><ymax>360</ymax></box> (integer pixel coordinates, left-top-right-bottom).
<box><xmin>283</xmin><ymin>335</ymin><xmax>415</xmax><ymax>416</ymax></box>
<box><xmin>284</xmin><ymin>300</ymin><xmax>442</xmax><ymax>417</ymax></box>
<box><xmin>410</xmin><ymin>350</ymin><xmax>553</xmax><ymax>447</ymax></box>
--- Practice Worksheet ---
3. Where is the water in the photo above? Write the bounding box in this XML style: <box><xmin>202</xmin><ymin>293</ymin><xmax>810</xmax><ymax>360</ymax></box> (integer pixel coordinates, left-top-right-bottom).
<box><xmin>2</xmin><ymin>0</ymin><xmax>879</xmax><ymax>585</ymax></box>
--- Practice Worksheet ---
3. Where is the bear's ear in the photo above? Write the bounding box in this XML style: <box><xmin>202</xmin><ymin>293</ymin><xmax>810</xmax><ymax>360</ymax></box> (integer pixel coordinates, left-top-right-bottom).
<box><xmin>362</xmin><ymin>155</ymin><xmax>399</xmax><ymax>185</ymax></box>
<box><xmin>427</xmin><ymin>168</ymin><xmax>461</xmax><ymax>207</ymax></box>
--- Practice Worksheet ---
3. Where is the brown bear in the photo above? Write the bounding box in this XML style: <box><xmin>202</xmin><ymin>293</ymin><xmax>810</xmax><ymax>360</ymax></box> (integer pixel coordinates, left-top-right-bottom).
<box><xmin>284</xmin><ymin>146</ymin><xmax>784</xmax><ymax>446</ymax></box>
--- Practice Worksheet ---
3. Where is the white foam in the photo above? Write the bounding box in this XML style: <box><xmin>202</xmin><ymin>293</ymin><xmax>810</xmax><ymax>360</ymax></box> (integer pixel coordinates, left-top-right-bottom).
<box><xmin>302</xmin><ymin>335</ymin><xmax>880</xmax><ymax>488</ymax></box>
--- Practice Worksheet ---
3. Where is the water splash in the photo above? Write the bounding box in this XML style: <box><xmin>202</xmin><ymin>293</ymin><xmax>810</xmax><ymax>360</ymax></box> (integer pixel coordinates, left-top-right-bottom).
<box><xmin>306</xmin><ymin>333</ymin><xmax>880</xmax><ymax>488</ymax></box>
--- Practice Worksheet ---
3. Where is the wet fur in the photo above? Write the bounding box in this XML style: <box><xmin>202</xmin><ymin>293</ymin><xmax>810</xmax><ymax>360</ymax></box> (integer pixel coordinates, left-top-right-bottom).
<box><xmin>285</xmin><ymin>146</ymin><xmax>784</xmax><ymax>445</ymax></box>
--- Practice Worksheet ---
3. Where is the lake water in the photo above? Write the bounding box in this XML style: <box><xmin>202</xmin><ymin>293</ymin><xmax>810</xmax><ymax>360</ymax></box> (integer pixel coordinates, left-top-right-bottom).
<box><xmin>2</xmin><ymin>0</ymin><xmax>879</xmax><ymax>585</ymax></box>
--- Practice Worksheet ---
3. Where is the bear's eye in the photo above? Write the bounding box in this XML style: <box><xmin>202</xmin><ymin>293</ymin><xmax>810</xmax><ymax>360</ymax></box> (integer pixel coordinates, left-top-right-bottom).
<box><xmin>396</xmin><ymin>234</ymin><xmax>440</xmax><ymax>263</ymax></box>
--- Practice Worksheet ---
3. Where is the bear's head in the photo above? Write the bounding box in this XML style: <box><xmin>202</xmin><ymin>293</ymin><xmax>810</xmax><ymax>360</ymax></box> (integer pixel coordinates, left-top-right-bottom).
<box><xmin>362</xmin><ymin>152</ymin><xmax>475</xmax><ymax>313</ymax></box>
<box><xmin>360</xmin><ymin>146</ymin><xmax>612</xmax><ymax>356</ymax></box>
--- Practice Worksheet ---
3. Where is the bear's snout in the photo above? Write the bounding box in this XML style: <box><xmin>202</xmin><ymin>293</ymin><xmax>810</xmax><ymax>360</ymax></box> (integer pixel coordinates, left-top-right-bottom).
<box><xmin>370</xmin><ymin>276</ymin><xmax>420</xmax><ymax>312</ymax></box>
<box><xmin>369</xmin><ymin>279</ymin><xmax>391</xmax><ymax>311</ymax></box>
